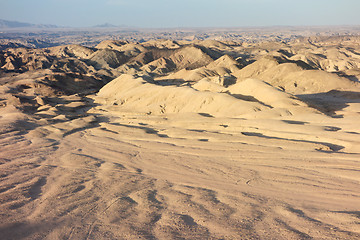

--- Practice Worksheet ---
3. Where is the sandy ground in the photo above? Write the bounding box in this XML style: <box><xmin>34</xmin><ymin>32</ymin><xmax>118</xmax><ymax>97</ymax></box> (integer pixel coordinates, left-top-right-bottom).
<box><xmin>1</xmin><ymin>94</ymin><xmax>360</xmax><ymax>239</ymax></box>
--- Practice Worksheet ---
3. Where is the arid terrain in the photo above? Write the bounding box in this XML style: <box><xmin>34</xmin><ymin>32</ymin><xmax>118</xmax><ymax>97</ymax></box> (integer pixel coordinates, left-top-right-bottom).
<box><xmin>2</xmin><ymin>25</ymin><xmax>360</xmax><ymax>50</ymax></box>
<box><xmin>0</xmin><ymin>31</ymin><xmax>360</xmax><ymax>239</ymax></box>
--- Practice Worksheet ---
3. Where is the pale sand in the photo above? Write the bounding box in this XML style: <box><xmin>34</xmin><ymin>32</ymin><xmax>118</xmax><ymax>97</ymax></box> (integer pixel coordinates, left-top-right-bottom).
<box><xmin>1</xmin><ymin>90</ymin><xmax>359</xmax><ymax>239</ymax></box>
<box><xmin>0</xmin><ymin>38</ymin><xmax>360</xmax><ymax>239</ymax></box>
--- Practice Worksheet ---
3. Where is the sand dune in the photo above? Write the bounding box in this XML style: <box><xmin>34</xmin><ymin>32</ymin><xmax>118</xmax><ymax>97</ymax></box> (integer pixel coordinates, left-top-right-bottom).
<box><xmin>95</xmin><ymin>74</ymin><xmax>266</xmax><ymax>117</ymax></box>
<box><xmin>228</xmin><ymin>78</ymin><xmax>309</xmax><ymax>108</ymax></box>
<box><xmin>1</xmin><ymin>36</ymin><xmax>360</xmax><ymax>239</ymax></box>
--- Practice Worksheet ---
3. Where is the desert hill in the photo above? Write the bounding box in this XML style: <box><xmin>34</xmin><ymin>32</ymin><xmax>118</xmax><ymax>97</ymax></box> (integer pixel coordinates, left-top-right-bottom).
<box><xmin>0</xmin><ymin>19</ymin><xmax>59</xmax><ymax>29</ymax></box>
<box><xmin>1</xmin><ymin>36</ymin><xmax>360</xmax><ymax>239</ymax></box>
<box><xmin>95</xmin><ymin>74</ymin><xmax>266</xmax><ymax>117</ymax></box>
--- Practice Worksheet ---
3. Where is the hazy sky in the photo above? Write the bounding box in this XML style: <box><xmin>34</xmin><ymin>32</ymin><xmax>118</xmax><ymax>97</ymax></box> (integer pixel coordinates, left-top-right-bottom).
<box><xmin>1</xmin><ymin>0</ymin><xmax>359</xmax><ymax>28</ymax></box>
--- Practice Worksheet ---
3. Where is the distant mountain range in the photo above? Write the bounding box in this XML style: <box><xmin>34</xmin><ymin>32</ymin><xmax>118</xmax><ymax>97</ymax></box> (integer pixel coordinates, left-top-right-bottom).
<box><xmin>0</xmin><ymin>19</ymin><xmax>59</xmax><ymax>29</ymax></box>
<box><xmin>93</xmin><ymin>23</ymin><xmax>131</xmax><ymax>28</ymax></box>
<box><xmin>93</xmin><ymin>23</ymin><xmax>118</xmax><ymax>28</ymax></box>
<box><xmin>0</xmin><ymin>19</ymin><xmax>130</xmax><ymax>29</ymax></box>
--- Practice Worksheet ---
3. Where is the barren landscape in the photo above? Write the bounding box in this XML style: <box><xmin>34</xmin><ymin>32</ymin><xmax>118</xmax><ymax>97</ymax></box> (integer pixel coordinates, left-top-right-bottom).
<box><xmin>1</xmin><ymin>30</ymin><xmax>360</xmax><ymax>239</ymax></box>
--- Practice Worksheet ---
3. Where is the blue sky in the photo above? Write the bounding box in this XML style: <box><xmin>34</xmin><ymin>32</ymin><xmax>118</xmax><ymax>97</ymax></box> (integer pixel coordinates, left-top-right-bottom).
<box><xmin>0</xmin><ymin>0</ymin><xmax>359</xmax><ymax>28</ymax></box>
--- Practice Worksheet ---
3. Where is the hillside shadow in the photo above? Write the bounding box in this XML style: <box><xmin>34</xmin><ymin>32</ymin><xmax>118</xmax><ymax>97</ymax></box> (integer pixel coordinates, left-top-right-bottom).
<box><xmin>241</xmin><ymin>131</ymin><xmax>344</xmax><ymax>152</ymax></box>
<box><xmin>229</xmin><ymin>93</ymin><xmax>273</xmax><ymax>108</ymax></box>
<box><xmin>154</xmin><ymin>78</ymin><xmax>186</xmax><ymax>86</ymax></box>
<box><xmin>109</xmin><ymin>122</ymin><xmax>169</xmax><ymax>138</ymax></box>
<box><xmin>297</xmin><ymin>90</ymin><xmax>360</xmax><ymax>118</ymax></box>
